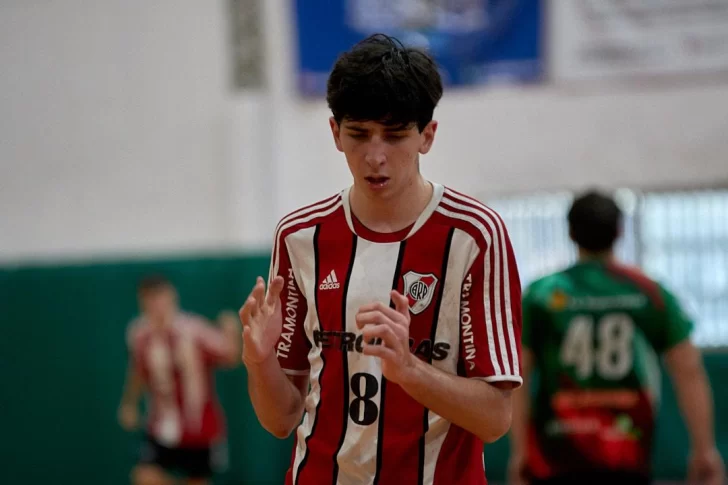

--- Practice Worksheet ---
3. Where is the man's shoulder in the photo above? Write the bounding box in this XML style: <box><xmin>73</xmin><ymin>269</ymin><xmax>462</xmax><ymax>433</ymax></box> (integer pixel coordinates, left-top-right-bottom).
<box><xmin>523</xmin><ymin>271</ymin><xmax>571</xmax><ymax>305</ymax></box>
<box><xmin>274</xmin><ymin>191</ymin><xmax>345</xmax><ymax>243</ymax></box>
<box><xmin>604</xmin><ymin>262</ymin><xmax>668</xmax><ymax>309</ymax></box>
<box><xmin>435</xmin><ymin>185</ymin><xmax>508</xmax><ymax>246</ymax></box>
<box><xmin>126</xmin><ymin>316</ymin><xmax>149</xmax><ymax>348</ymax></box>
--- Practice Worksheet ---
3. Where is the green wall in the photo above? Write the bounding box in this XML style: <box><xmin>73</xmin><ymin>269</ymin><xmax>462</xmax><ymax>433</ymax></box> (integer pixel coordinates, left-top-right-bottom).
<box><xmin>1</xmin><ymin>254</ymin><xmax>725</xmax><ymax>484</ymax></box>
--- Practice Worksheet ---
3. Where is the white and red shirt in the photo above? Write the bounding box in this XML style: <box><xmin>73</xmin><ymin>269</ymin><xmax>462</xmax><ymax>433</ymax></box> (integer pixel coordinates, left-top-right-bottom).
<box><xmin>127</xmin><ymin>313</ymin><xmax>232</xmax><ymax>448</ymax></box>
<box><xmin>272</xmin><ymin>183</ymin><xmax>523</xmax><ymax>485</ymax></box>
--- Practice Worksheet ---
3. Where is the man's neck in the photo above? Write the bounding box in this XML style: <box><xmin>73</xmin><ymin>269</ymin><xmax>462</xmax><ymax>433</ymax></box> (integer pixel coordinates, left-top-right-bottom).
<box><xmin>577</xmin><ymin>248</ymin><xmax>614</xmax><ymax>262</ymax></box>
<box><xmin>350</xmin><ymin>175</ymin><xmax>433</xmax><ymax>233</ymax></box>
<box><xmin>149</xmin><ymin>313</ymin><xmax>176</xmax><ymax>331</ymax></box>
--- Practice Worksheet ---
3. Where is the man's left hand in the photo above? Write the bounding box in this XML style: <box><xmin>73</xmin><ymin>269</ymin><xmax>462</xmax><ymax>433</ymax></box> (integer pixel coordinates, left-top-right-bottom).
<box><xmin>356</xmin><ymin>290</ymin><xmax>416</xmax><ymax>384</ymax></box>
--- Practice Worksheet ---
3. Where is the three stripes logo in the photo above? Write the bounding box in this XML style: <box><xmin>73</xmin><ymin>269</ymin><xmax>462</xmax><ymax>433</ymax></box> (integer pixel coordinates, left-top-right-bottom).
<box><xmin>319</xmin><ymin>270</ymin><xmax>340</xmax><ymax>290</ymax></box>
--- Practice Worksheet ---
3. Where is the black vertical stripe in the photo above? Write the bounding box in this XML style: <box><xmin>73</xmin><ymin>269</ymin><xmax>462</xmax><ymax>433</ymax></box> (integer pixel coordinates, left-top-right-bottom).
<box><xmin>331</xmin><ymin>233</ymin><xmax>359</xmax><ymax>485</ymax></box>
<box><xmin>373</xmin><ymin>240</ymin><xmax>408</xmax><ymax>485</ymax></box>
<box><xmin>294</xmin><ymin>224</ymin><xmax>322</xmax><ymax>485</ymax></box>
<box><xmin>417</xmin><ymin>227</ymin><xmax>455</xmax><ymax>485</ymax></box>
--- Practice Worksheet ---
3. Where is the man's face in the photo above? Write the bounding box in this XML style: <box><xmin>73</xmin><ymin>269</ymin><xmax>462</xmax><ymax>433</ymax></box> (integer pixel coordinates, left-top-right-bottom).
<box><xmin>330</xmin><ymin>118</ymin><xmax>437</xmax><ymax>200</ymax></box>
<box><xmin>139</xmin><ymin>286</ymin><xmax>178</xmax><ymax>325</ymax></box>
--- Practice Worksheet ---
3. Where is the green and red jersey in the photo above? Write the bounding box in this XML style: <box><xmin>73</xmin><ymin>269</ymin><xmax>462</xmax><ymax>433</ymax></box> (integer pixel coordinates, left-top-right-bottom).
<box><xmin>522</xmin><ymin>260</ymin><xmax>693</xmax><ymax>478</ymax></box>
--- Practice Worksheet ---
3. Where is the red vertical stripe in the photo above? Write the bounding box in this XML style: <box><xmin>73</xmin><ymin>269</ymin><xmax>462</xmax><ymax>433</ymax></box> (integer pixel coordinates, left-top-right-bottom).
<box><xmin>433</xmin><ymin>426</ymin><xmax>487</xmax><ymax>485</ymax></box>
<box><xmin>375</xmin><ymin>223</ymin><xmax>451</xmax><ymax>485</ymax></box>
<box><xmin>296</xmin><ymin>213</ymin><xmax>356</xmax><ymax>485</ymax></box>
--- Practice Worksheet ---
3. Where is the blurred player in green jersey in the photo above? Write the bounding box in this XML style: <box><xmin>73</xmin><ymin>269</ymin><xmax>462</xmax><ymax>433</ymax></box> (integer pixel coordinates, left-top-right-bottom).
<box><xmin>508</xmin><ymin>191</ymin><xmax>725</xmax><ymax>485</ymax></box>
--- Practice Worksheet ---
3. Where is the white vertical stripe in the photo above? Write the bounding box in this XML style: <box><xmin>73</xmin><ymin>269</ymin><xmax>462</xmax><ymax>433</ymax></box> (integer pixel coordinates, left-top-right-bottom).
<box><xmin>435</xmin><ymin>205</ymin><xmax>502</xmax><ymax>376</ymax></box>
<box><xmin>336</xmin><ymin>239</ymin><xmax>401</xmax><ymax>485</ymax></box>
<box><xmin>422</xmin><ymin>228</ymin><xmax>474</xmax><ymax>483</ymax></box>
<box><xmin>444</xmin><ymin>190</ymin><xmax>519</xmax><ymax>375</ymax></box>
<box><xmin>287</xmin><ymin>226</ymin><xmax>319</xmax><ymax>484</ymax></box>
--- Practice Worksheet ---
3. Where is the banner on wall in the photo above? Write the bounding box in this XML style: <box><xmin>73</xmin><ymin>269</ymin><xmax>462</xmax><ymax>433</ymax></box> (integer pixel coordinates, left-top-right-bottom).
<box><xmin>293</xmin><ymin>0</ymin><xmax>543</xmax><ymax>96</ymax></box>
<box><xmin>549</xmin><ymin>0</ymin><xmax>728</xmax><ymax>83</ymax></box>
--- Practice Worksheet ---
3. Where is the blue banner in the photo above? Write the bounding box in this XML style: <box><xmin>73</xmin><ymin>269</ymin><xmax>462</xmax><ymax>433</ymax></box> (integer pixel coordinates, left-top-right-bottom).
<box><xmin>294</xmin><ymin>0</ymin><xmax>543</xmax><ymax>96</ymax></box>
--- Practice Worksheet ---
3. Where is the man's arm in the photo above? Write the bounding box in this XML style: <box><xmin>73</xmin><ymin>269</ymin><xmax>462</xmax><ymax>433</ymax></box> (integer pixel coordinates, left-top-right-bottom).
<box><xmin>118</xmin><ymin>361</ymin><xmax>144</xmax><ymax>430</ymax></box>
<box><xmin>664</xmin><ymin>340</ymin><xmax>724</xmax><ymax>483</ymax></box>
<box><xmin>509</xmin><ymin>348</ymin><xmax>533</xmax><ymax>465</ymax></box>
<box><xmin>397</xmin><ymin>355</ymin><xmax>515</xmax><ymax>443</ymax></box>
<box><xmin>655</xmin><ymin>286</ymin><xmax>725</xmax><ymax>484</ymax></box>
<box><xmin>242</xmin><ymin>230</ymin><xmax>312</xmax><ymax>439</ymax></box>
<box><xmin>120</xmin><ymin>361</ymin><xmax>144</xmax><ymax>405</ymax></box>
<box><xmin>245</xmin><ymin>352</ymin><xmax>308</xmax><ymax>439</ymax></box>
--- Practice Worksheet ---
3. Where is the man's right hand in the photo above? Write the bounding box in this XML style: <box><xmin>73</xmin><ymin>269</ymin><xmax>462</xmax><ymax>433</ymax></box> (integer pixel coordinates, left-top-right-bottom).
<box><xmin>239</xmin><ymin>276</ymin><xmax>285</xmax><ymax>366</ymax></box>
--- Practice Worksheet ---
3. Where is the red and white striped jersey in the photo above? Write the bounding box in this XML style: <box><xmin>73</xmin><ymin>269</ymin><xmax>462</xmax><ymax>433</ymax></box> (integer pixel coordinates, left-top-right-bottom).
<box><xmin>127</xmin><ymin>313</ymin><xmax>233</xmax><ymax>448</ymax></box>
<box><xmin>272</xmin><ymin>183</ymin><xmax>523</xmax><ymax>485</ymax></box>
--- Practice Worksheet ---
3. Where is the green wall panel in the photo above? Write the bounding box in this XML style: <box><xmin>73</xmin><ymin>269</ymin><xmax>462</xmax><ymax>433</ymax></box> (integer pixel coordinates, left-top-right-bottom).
<box><xmin>0</xmin><ymin>255</ymin><xmax>724</xmax><ymax>484</ymax></box>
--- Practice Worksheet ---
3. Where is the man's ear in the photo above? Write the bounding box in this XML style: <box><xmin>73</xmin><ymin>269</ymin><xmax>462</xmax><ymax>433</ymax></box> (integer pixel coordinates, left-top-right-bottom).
<box><xmin>329</xmin><ymin>117</ymin><xmax>344</xmax><ymax>152</ymax></box>
<box><xmin>419</xmin><ymin>120</ymin><xmax>438</xmax><ymax>155</ymax></box>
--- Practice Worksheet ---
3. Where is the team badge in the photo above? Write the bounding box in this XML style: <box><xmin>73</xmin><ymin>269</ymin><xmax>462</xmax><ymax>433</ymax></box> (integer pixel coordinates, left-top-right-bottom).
<box><xmin>403</xmin><ymin>271</ymin><xmax>439</xmax><ymax>315</ymax></box>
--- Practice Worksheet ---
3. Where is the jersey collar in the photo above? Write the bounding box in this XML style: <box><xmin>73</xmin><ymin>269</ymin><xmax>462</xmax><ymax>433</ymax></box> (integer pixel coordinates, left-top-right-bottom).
<box><xmin>342</xmin><ymin>182</ymin><xmax>444</xmax><ymax>242</ymax></box>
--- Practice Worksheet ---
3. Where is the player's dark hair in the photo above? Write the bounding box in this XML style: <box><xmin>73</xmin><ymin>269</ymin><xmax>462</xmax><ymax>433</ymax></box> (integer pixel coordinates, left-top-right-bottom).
<box><xmin>568</xmin><ymin>190</ymin><xmax>622</xmax><ymax>253</ymax></box>
<box><xmin>137</xmin><ymin>274</ymin><xmax>173</xmax><ymax>295</ymax></box>
<box><xmin>326</xmin><ymin>33</ymin><xmax>444</xmax><ymax>132</ymax></box>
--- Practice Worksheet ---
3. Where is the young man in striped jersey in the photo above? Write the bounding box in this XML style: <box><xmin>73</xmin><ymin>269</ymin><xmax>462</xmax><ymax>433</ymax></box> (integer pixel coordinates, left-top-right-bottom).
<box><xmin>119</xmin><ymin>275</ymin><xmax>241</xmax><ymax>485</ymax></box>
<box><xmin>239</xmin><ymin>34</ymin><xmax>523</xmax><ymax>485</ymax></box>
<box><xmin>508</xmin><ymin>191</ymin><xmax>724</xmax><ymax>485</ymax></box>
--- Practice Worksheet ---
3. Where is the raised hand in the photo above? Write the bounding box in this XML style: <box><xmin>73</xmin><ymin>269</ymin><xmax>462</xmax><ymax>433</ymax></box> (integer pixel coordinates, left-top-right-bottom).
<box><xmin>355</xmin><ymin>290</ymin><xmax>414</xmax><ymax>384</ymax></box>
<box><xmin>239</xmin><ymin>276</ymin><xmax>285</xmax><ymax>366</ymax></box>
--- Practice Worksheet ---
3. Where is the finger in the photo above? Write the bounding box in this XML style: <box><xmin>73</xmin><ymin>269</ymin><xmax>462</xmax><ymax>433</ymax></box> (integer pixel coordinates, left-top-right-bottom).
<box><xmin>361</xmin><ymin>323</ymin><xmax>405</xmax><ymax>350</ymax></box>
<box><xmin>265</xmin><ymin>275</ymin><xmax>285</xmax><ymax>307</ymax></box>
<box><xmin>362</xmin><ymin>341</ymin><xmax>398</xmax><ymax>361</ymax></box>
<box><xmin>251</xmin><ymin>277</ymin><xmax>267</xmax><ymax>308</ymax></box>
<box><xmin>240</xmin><ymin>295</ymin><xmax>261</xmax><ymax>324</ymax></box>
<box><xmin>356</xmin><ymin>303</ymin><xmax>407</xmax><ymax>328</ymax></box>
<box><xmin>360</xmin><ymin>316</ymin><xmax>408</xmax><ymax>343</ymax></box>
<box><xmin>355</xmin><ymin>310</ymin><xmax>389</xmax><ymax>329</ymax></box>
<box><xmin>357</xmin><ymin>312</ymin><xmax>409</xmax><ymax>343</ymax></box>
<box><xmin>391</xmin><ymin>290</ymin><xmax>410</xmax><ymax>317</ymax></box>
<box><xmin>242</xmin><ymin>324</ymin><xmax>253</xmax><ymax>346</ymax></box>
<box><xmin>241</xmin><ymin>326</ymin><xmax>255</xmax><ymax>361</ymax></box>
<box><xmin>238</xmin><ymin>297</ymin><xmax>255</xmax><ymax>326</ymax></box>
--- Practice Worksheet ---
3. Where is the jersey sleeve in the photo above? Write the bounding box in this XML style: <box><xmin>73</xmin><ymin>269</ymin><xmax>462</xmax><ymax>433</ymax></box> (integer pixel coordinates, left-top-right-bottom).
<box><xmin>270</xmin><ymin>232</ymin><xmax>310</xmax><ymax>376</ymax></box>
<box><xmin>654</xmin><ymin>284</ymin><xmax>694</xmax><ymax>353</ymax></box>
<box><xmin>459</xmin><ymin>226</ymin><xmax>523</xmax><ymax>386</ymax></box>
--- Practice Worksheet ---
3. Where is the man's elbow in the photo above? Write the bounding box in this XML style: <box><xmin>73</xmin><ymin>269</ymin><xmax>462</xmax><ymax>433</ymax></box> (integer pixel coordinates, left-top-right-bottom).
<box><xmin>265</xmin><ymin>422</ymin><xmax>297</xmax><ymax>440</ymax></box>
<box><xmin>478</xmin><ymin>400</ymin><xmax>513</xmax><ymax>443</ymax></box>
<box><xmin>478</xmin><ymin>415</ymin><xmax>512</xmax><ymax>444</ymax></box>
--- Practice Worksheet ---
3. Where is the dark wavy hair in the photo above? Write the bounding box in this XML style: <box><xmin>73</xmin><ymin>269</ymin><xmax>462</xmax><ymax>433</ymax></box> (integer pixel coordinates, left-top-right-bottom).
<box><xmin>326</xmin><ymin>34</ymin><xmax>444</xmax><ymax>132</ymax></box>
<box><xmin>568</xmin><ymin>190</ymin><xmax>623</xmax><ymax>252</ymax></box>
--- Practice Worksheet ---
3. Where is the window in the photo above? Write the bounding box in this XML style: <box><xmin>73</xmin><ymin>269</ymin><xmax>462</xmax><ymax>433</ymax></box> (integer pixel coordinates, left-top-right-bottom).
<box><xmin>486</xmin><ymin>189</ymin><xmax>728</xmax><ymax>348</ymax></box>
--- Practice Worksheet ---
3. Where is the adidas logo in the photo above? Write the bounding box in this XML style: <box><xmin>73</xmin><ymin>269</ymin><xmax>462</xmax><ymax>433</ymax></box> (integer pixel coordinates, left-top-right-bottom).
<box><xmin>319</xmin><ymin>270</ymin><xmax>340</xmax><ymax>290</ymax></box>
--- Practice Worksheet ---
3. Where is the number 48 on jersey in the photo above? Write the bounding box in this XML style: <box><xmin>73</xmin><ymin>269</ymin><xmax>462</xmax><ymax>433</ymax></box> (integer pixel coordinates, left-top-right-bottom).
<box><xmin>560</xmin><ymin>313</ymin><xmax>635</xmax><ymax>380</ymax></box>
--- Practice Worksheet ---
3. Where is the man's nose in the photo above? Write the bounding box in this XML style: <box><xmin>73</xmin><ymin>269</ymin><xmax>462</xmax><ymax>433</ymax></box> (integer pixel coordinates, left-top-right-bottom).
<box><xmin>364</xmin><ymin>139</ymin><xmax>387</xmax><ymax>167</ymax></box>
